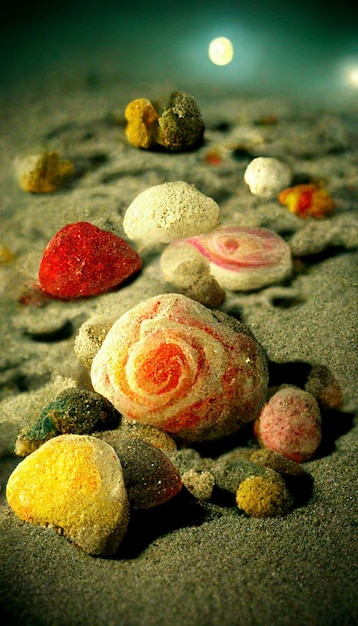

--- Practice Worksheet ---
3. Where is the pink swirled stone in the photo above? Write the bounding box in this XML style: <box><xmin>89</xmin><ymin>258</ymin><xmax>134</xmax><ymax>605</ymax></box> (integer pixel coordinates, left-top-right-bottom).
<box><xmin>91</xmin><ymin>293</ymin><xmax>268</xmax><ymax>443</ymax></box>
<box><xmin>187</xmin><ymin>226</ymin><xmax>292</xmax><ymax>291</ymax></box>
<box><xmin>185</xmin><ymin>226</ymin><xmax>292</xmax><ymax>291</ymax></box>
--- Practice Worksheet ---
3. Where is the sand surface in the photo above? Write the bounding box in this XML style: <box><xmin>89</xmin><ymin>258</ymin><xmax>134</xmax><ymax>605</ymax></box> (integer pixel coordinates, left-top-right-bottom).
<box><xmin>0</xmin><ymin>74</ymin><xmax>357</xmax><ymax>625</ymax></box>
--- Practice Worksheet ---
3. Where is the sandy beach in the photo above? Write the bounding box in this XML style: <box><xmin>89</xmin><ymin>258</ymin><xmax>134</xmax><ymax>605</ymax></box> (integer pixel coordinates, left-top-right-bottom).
<box><xmin>0</xmin><ymin>46</ymin><xmax>357</xmax><ymax>625</ymax></box>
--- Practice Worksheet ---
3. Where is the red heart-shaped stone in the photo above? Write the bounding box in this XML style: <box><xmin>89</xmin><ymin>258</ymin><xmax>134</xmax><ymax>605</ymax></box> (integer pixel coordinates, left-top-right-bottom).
<box><xmin>39</xmin><ymin>222</ymin><xmax>142</xmax><ymax>299</ymax></box>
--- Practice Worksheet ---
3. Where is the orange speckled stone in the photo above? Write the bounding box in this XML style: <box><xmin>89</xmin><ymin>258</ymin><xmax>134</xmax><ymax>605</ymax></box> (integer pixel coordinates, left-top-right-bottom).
<box><xmin>278</xmin><ymin>183</ymin><xmax>335</xmax><ymax>218</ymax></box>
<box><xmin>6</xmin><ymin>434</ymin><xmax>129</xmax><ymax>556</ymax></box>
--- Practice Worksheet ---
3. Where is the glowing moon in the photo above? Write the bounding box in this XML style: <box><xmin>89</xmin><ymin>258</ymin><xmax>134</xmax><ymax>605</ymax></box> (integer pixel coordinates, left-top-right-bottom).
<box><xmin>208</xmin><ymin>37</ymin><xmax>234</xmax><ymax>66</ymax></box>
<box><xmin>348</xmin><ymin>67</ymin><xmax>358</xmax><ymax>87</ymax></box>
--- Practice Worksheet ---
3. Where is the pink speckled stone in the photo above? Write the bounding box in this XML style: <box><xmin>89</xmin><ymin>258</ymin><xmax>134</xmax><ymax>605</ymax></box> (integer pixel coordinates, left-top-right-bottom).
<box><xmin>254</xmin><ymin>387</ymin><xmax>322</xmax><ymax>462</ymax></box>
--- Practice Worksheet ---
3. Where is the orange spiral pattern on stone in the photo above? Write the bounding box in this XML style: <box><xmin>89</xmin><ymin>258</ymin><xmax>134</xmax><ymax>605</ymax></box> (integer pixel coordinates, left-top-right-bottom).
<box><xmin>91</xmin><ymin>293</ymin><xmax>269</xmax><ymax>443</ymax></box>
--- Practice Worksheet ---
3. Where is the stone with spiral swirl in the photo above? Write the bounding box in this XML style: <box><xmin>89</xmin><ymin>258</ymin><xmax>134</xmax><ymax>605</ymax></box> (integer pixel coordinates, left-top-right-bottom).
<box><xmin>90</xmin><ymin>293</ymin><xmax>269</xmax><ymax>444</ymax></box>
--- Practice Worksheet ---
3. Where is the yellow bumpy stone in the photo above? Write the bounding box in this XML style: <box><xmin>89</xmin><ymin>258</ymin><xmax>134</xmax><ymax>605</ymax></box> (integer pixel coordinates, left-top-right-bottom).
<box><xmin>16</xmin><ymin>151</ymin><xmax>74</xmax><ymax>193</ymax></box>
<box><xmin>124</xmin><ymin>98</ymin><xmax>159</xmax><ymax>149</ymax></box>
<box><xmin>6</xmin><ymin>434</ymin><xmax>130</xmax><ymax>556</ymax></box>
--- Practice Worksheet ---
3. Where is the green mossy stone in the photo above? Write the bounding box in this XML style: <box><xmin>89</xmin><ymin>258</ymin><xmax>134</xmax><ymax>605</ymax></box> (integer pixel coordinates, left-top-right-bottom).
<box><xmin>15</xmin><ymin>388</ymin><xmax>121</xmax><ymax>456</ymax></box>
<box><xmin>15</xmin><ymin>415</ymin><xmax>59</xmax><ymax>456</ymax></box>
<box><xmin>156</xmin><ymin>91</ymin><xmax>205</xmax><ymax>151</ymax></box>
<box><xmin>41</xmin><ymin>387</ymin><xmax>120</xmax><ymax>434</ymax></box>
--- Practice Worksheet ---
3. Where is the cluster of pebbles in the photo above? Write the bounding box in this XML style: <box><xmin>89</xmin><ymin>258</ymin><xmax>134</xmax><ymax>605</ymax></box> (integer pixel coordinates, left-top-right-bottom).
<box><xmin>6</xmin><ymin>292</ymin><xmax>322</xmax><ymax>556</ymax></box>
<box><xmin>1</xmin><ymin>88</ymin><xmax>357</xmax><ymax>558</ymax></box>
<box><xmin>124</xmin><ymin>91</ymin><xmax>205</xmax><ymax>152</ymax></box>
<box><xmin>7</xmin><ymin>379</ymin><xmax>314</xmax><ymax>556</ymax></box>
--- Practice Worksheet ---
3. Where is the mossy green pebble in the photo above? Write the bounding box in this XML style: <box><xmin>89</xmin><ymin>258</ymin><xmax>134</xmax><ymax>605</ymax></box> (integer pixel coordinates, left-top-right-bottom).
<box><xmin>15</xmin><ymin>415</ymin><xmax>58</xmax><ymax>456</ymax></box>
<box><xmin>6</xmin><ymin>434</ymin><xmax>130</xmax><ymax>556</ymax></box>
<box><xmin>156</xmin><ymin>91</ymin><xmax>205</xmax><ymax>151</ymax></box>
<box><xmin>15</xmin><ymin>388</ymin><xmax>120</xmax><ymax>456</ymax></box>
<box><xmin>42</xmin><ymin>387</ymin><xmax>120</xmax><ymax>433</ymax></box>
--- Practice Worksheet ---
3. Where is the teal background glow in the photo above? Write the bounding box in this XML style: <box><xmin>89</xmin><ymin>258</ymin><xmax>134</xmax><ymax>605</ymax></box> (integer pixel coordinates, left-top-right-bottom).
<box><xmin>0</xmin><ymin>1</ymin><xmax>357</xmax><ymax>98</ymax></box>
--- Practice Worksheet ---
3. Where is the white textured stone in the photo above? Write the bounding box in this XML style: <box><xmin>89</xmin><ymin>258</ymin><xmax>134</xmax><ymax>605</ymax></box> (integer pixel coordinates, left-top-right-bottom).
<box><xmin>122</xmin><ymin>181</ymin><xmax>220</xmax><ymax>250</ymax></box>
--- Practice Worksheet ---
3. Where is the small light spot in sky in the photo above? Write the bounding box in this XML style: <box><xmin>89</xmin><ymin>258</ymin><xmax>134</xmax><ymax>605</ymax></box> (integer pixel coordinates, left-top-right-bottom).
<box><xmin>208</xmin><ymin>37</ymin><xmax>234</xmax><ymax>66</ymax></box>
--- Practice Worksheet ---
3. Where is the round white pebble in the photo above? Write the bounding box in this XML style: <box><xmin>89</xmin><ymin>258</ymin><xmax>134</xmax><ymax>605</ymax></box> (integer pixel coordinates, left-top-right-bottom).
<box><xmin>244</xmin><ymin>157</ymin><xmax>292</xmax><ymax>199</ymax></box>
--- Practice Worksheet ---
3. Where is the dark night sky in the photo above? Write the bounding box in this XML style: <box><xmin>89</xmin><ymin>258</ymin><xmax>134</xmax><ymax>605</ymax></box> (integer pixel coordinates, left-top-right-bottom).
<box><xmin>0</xmin><ymin>1</ymin><xmax>357</xmax><ymax>97</ymax></box>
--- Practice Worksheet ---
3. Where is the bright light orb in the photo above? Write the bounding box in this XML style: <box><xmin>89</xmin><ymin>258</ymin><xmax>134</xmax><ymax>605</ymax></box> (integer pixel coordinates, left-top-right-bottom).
<box><xmin>348</xmin><ymin>66</ymin><xmax>358</xmax><ymax>88</ymax></box>
<box><xmin>208</xmin><ymin>37</ymin><xmax>234</xmax><ymax>66</ymax></box>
